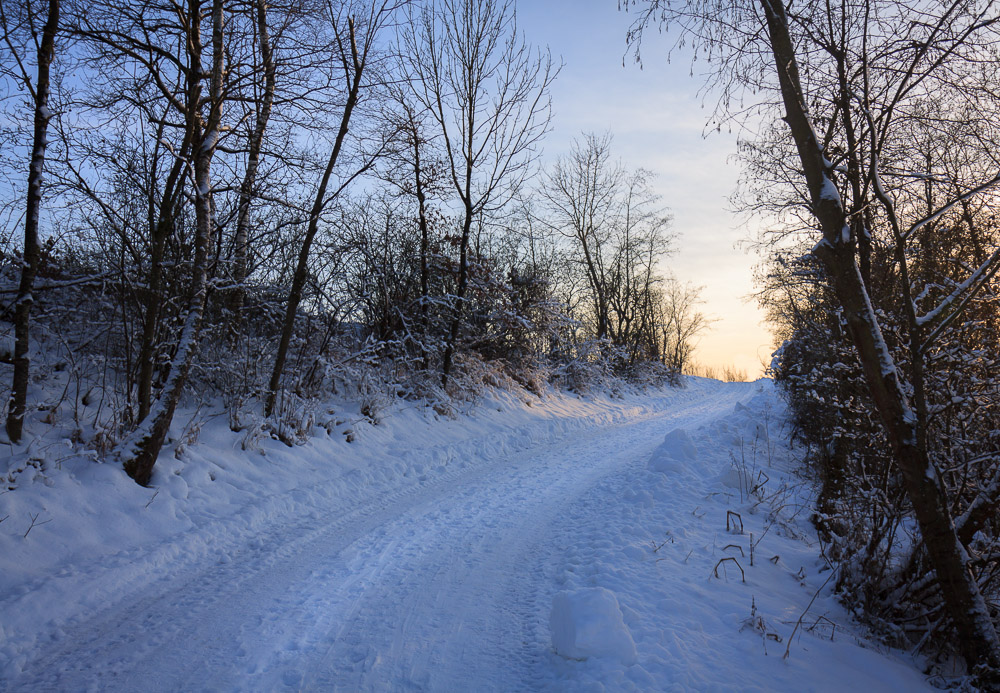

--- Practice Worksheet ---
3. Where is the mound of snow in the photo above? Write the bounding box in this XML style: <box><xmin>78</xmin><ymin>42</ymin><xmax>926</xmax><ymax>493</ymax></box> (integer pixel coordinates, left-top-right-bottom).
<box><xmin>717</xmin><ymin>466</ymin><xmax>750</xmax><ymax>490</ymax></box>
<box><xmin>550</xmin><ymin>587</ymin><xmax>638</xmax><ymax>665</ymax></box>
<box><xmin>647</xmin><ymin>428</ymin><xmax>698</xmax><ymax>474</ymax></box>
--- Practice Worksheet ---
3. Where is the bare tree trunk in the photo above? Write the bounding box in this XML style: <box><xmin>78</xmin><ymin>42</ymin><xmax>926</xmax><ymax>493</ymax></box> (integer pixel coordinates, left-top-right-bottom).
<box><xmin>412</xmin><ymin>137</ymin><xmax>431</xmax><ymax>324</ymax></box>
<box><xmin>6</xmin><ymin>0</ymin><xmax>59</xmax><ymax>444</ymax></box>
<box><xmin>440</xmin><ymin>197</ymin><xmax>472</xmax><ymax>386</ymax></box>
<box><xmin>136</xmin><ymin>134</ymin><xmax>192</xmax><ymax>423</ymax></box>
<box><xmin>759</xmin><ymin>0</ymin><xmax>1000</xmax><ymax>679</ymax></box>
<box><xmin>580</xmin><ymin>235</ymin><xmax>609</xmax><ymax>341</ymax></box>
<box><xmin>409</xmin><ymin>124</ymin><xmax>433</xmax><ymax>367</ymax></box>
<box><xmin>228</xmin><ymin>0</ymin><xmax>276</xmax><ymax>333</ymax></box>
<box><xmin>123</xmin><ymin>0</ymin><xmax>224</xmax><ymax>485</ymax></box>
<box><xmin>404</xmin><ymin>0</ymin><xmax>553</xmax><ymax>388</ymax></box>
<box><xmin>264</xmin><ymin>16</ymin><xmax>363</xmax><ymax>418</ymax></box>
<box><xmin>439</xmin><ymin>79</ymin><xmax>478</xmax><ymax>387</ymax></box>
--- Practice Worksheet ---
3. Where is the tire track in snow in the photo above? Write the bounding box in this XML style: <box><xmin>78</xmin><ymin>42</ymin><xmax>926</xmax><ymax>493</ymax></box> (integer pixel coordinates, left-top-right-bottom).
<box><xmin>289</xmin><ymin>382</ymin><xmax>755</xmax><ymax>691</ymax></box>
<box><xmin>7</xmin><ymin>382</ymin><xmax>755</xmax><ymax>692</ymax></box>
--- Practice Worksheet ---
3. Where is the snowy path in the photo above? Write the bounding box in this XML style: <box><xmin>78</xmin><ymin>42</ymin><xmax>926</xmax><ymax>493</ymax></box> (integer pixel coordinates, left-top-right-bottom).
<box><xmin>7</xmin><ymin>383</ymin><xmax>753</xmax><ymax>692</ymax></box>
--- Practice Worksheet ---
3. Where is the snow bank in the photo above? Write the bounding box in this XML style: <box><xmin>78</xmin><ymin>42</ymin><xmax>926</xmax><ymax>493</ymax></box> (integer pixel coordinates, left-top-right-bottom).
<box><xmin>550</xmin><ymin>587</ymin><xmax>637</xmax><ymax>664</ymax></box>
<box><xmin>0</xmin><ymin>379</ymin><xmax>707</xmax><ymax>682</ymax></box>
<box><xmin>647</xmin><ymin>427</ymin><xmax>698</xmax><ymax>475</ymax></box>
<box><xmin>543</xmin><ymin>378</ymin><xmax>934</xmax><ymax>692</ymax></box>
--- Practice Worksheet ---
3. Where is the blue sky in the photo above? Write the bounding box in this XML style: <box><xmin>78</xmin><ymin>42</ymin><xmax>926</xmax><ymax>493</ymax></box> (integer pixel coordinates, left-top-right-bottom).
<box><xmin>517</xmin><ymin>0</ymin><xmax>774</xmax><ymax>377</ymax></box>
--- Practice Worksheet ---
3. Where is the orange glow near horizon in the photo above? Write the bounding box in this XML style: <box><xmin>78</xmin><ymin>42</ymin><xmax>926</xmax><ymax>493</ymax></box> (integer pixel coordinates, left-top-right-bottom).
<box><xmin>519</xmin><ymin>1</ymin><xmax>775</xmax><ymax>380</ymax></box>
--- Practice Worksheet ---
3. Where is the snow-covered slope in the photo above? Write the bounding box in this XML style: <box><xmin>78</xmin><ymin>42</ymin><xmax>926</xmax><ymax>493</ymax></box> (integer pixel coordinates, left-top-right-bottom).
<box><xmin>0</xmin><ymin>378</ymin><xmax>930</xmax><ymax>691</ymax></box>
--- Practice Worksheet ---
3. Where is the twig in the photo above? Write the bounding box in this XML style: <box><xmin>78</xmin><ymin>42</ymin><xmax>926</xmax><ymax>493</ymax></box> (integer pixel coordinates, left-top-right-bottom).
<box><xmin>144</xmin><ymin>489</ymin><xmax>159</xmax><ymax>509</ymax></box>
<box><xmin>726</xmin><ymin>510</ymin><xmax>744</xmax><ymax>533</ymax></box>
<box><xmin>723</xmin><ymin>544</ymin><xmax>745</xmax><ymax>557</ymax></box>
<box><xmin>784</xmin><ymin>568</ymin><xmax>839</xmax><ymax>659</ymax></box>
<box><xmin>809</xmin><ymin>614</ymin><xmax>838</xmax><ymax>641</ymax></box>
<box><xmin>714</xmin><ymin>557</ymin><xmax>745</xmax><ymax>582</ymax></box>
<box><xmin>23</xmin><ymin>512</ymin><xmax>52</xmax><ymax>538</ymax></box>
<box><xmin>755</xmin><ymin>469</ymin><xmax>770</xmax><ymax>494</ymax></box>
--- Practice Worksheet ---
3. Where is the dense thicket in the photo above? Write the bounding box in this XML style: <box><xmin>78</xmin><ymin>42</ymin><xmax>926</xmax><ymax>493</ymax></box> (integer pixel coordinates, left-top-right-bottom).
<box><xmin>766</xmin><ymin>204</ymin><xmax>1000</xmax><ymax>676</ymax></box>
<box><xmin>0</xmin><ymin>0</ymin><xmax>706</xmax><ymax>485</ymax></box>
<box><xmin>627</xmin><ymin>0</ymin><xmax>1000</xmax><ymax>683</ymax></box>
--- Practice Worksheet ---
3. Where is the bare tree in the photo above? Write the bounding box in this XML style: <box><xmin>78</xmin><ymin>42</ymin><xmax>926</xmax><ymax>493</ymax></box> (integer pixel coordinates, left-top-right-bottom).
<box><xmin>1</xmin><ymin>0</ymin><xmax>61</xmax><ymax>443</ymax></box>
<box><xmin>660</xmin><ymin>279</ymin><xmax>708</xmax><ymax>373</ymax></box>
<box><xmin>541</xmin><ymin>132</ymin><xmax>674</xmax><ymax>364</ymax></box>
<box><xmin>72</xmin><ymin>0</ymin><xmax>213</xmax><ymax>424</ymax></box>
<box><xmin>379</xmin><ymin>93</ymin><xmax>445</xmax><ymax>360</ymax></box>
<box><xmin>263</xmin><ymin>0</ymin><xmax>402</xmax><ymax>418</ymax></box>
<box><xmin>115</xmin><ymin>0</ymin><xmax>227</xmax><ymax>485</ymax></box>
<box><xmin>542</xmin><ymin>133</ymin><xmax>620</xmax><ymax>342</ymax></box>
<box><xmin>625</xmin><ymin>0</ymin><xmax>1000</xmax><ymax>680</ymax></box>
<box><xmin>400</xmin><ymin>0</ymin><xmax>555</xmax><ymax>387</ymax></box>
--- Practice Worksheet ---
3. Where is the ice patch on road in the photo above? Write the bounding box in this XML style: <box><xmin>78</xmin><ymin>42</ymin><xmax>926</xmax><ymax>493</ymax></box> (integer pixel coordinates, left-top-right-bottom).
<box><xmin>550</xmin><ymin>587</ymin><xmax>637</xmax><ymax>665</ymax></box>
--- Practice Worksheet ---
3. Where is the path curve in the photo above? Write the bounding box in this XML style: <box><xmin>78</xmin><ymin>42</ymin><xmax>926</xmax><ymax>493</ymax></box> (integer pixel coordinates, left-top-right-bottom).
<box><xmin>10</xmin><ymin>383</ymin><xmax>755</xmax><ymax>692</ymax></box>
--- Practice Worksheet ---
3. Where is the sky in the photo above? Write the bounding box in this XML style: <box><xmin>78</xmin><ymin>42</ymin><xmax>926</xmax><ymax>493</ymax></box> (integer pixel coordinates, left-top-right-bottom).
<box><xmin>518</xmin><ymin>1</ymin><xmax>775</xmax><ymax>379</ymax></box>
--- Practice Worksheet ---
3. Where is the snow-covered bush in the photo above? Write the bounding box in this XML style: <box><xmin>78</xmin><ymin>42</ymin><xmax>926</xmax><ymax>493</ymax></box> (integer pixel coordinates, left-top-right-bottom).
<box><xmin>768</xmin><ymin>245</ymin><xmax>1000</xmax><ymax>671</ymax></box>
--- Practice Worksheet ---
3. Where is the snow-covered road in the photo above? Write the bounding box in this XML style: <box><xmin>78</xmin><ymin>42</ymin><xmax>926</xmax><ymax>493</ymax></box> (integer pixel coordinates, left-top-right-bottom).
<box><xmin>8</xmin><ymin>383</ymin><xmax>753</xmax><ymax>692</ymax></box>
<box><xmin>3</xmin><ymin>379</ymin><xmax>934</xmax><ymax>691</ymax></box>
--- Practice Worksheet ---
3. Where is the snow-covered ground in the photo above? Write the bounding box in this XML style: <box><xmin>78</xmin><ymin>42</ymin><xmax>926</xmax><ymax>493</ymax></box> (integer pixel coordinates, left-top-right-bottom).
<box><xmin>1</xmin><ymin>378</ymin><xmax>932</xmax><ymax>691</ymax></box>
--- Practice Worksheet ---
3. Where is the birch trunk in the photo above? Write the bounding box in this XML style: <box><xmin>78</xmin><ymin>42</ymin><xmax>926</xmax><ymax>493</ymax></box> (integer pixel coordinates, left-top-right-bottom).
<box><xmin>123</xmin><ymin>0</ymin><xmax>224</xmax><ymax>485</ymax></box>
<box><xmin>6</xmin><ymin>0</ymin><xmax>59</xmax><ymax>444</ymax></box>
